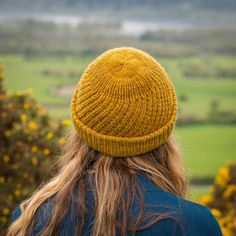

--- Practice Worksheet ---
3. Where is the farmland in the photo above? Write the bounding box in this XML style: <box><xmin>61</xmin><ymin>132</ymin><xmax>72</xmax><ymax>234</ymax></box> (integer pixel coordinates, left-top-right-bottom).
<box><xmin>0</xmin><ymin>15</ymin><xmax>236</xmax><ymax>201</ymax></box>
<box><xmin>1</xmin><ymin>54</ymin><xmax>236</xmax><ymax>185</ymax></box>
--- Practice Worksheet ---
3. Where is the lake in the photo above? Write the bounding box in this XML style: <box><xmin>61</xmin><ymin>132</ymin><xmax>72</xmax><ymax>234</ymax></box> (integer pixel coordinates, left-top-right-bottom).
<box><xmin>0</xmin><ymin>13</ymin><xmax>195</xmax><ymax>36</ymax></box>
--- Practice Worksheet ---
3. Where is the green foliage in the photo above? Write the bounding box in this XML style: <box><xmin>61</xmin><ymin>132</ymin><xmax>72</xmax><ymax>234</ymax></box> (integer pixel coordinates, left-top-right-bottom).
<box><xmin>0</xmin><ymin>20</ymin><xmax>235</xmax><ymax>57</ymax></box>
<box><xmin>182</xmin><ymin>62</ymin><xmax>236</xmax><ymax>79</ymax></box>
<box><xmin>0</xmin><ymin>63</ymin><xmax>70</xmax><ymax>229</ymax></box>
<box><xmin>208</xmin><ymin>100</ymin><xmax>236</xmax><ymax>124</ymax></box>
<box><xmin>140</xmin><ymin>29</ymin><xmax>236</xmax><ymax>56</ymax></box>
<box><xmin>177</xmin><ymin>99</ymin><xmax>236</xmax><ymax>126</ymax></box>
<box><xmin>198</xmin><ymin>164</ymin><xmax>236</xmax><ymax>236</ymax></box>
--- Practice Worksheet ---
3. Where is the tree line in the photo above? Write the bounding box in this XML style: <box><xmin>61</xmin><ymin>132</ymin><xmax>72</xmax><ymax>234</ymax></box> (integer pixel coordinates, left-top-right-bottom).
<box><xmin>0</xmin><ymin>0</ymin><xmax>235</xmax><ymax>11</ymax></box>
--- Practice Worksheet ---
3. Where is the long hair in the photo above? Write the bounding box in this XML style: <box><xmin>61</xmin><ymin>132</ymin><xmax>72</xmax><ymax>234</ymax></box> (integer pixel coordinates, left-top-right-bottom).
<box><xmin>7</xmin><ymin>129</ymin><xmax>188</xmax><ymax>236</ymax></box>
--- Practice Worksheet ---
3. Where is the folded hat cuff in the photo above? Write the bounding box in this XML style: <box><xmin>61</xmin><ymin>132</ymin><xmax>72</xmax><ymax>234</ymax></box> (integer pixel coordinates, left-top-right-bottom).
<box><xmin>71</xmin><ymin>88</ymin><xmax>177</xmax><ymax>157</ymax></box>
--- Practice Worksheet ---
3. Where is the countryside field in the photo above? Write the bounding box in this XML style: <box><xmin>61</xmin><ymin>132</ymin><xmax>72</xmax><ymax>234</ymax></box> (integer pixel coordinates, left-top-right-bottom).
<box><xmin>1</xmin><ymin>53</ymin><xmax>236</xmax><ymax>188</ymax></box>
<box><xmin>1</xmin><ymin>0</ymin><xmax>236</xmax><ymax>233</ymax></box>
<box><xmin>2</xmin><ymin>54</ymin><xmax>236</xmax><ymax>119</ymax></box>
<box><xmin>176</xmin><ymin>125</ymin><xmax>236</xmax><ymax>179</ymax></box>
<box><xmin>1</xmin><ymin>16</ymin><xmax>236</xmax><ymax>201</ymax></box>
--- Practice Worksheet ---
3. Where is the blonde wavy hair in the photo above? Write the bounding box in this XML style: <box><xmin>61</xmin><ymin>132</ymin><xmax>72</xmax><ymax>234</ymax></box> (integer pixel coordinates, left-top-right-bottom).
<box><xmin>7</xmin><ymin>129</ymin><xmax>188</xmax><ymax>236</ymax></box>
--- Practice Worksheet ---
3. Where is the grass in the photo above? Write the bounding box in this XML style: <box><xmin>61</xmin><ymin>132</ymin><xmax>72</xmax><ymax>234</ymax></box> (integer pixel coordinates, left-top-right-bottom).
<box><xmin>176</xmin><ymin>124</ymin><xmax>236</xmax><ymax>179</ymax></box>
<box><xmin>1</xmin><ymin>54</ymin><xmax>236</xmax><ymax>184</ymax></box>
<box><xmin>0</xmin><ymin>54</ymin><xmax>92</xmax><ymax>105</ymax></box>
<box><xmin>1</xmin><ymin>54</ymin><xmax>236</xmax><ymax>119</ymax></box>
<box><xmin>160</xmin><ymin>56</ymin><xmax>236</xmax><ymax>119</ymax></box>
<box><xmin>189</xmin><ymin>184</ymin><xmax>211</xmax><ymax>201</ymax></box>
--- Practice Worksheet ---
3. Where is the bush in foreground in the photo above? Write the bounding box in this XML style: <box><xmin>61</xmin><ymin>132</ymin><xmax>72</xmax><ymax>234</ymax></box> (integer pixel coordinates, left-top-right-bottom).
<box><xmin>0</xmin><ymin>63</ymin><xmax>70</xmax><ymax>230</ymax></box>
<box><xmin>199</xmin><ymin>163</ymin><xmax>236</xmax><ymax>236</ymax></box>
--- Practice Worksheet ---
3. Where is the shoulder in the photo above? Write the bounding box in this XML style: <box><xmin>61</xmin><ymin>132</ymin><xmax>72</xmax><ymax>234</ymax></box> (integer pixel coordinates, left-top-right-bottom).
<box><xmin>135</xmin><ymin>174</ymin><xmax>222</xmax><ymax>235</ymax></box>
<box><xmin>10</xmin><ymin>199</ymin><xmax>53</xmax><ymax>232</ymax></box>
<box><xmin>177</xmin><ymin>197</ymin><xmax>222</xmax><ymax>236</ymax></box>
<box><xmin>10</xmin><ymin>197</ymin><xmax>78</xmax><ymax>235</ymax></box>
<box><xmin>145</xmin><ymin>189</ymin><xmax>222</xmax><ymax>235</ymax></box>
<box><xmin>11</xmin><ymin>205</ymin><xmax>22</xmax><ymax>223</ymax></box>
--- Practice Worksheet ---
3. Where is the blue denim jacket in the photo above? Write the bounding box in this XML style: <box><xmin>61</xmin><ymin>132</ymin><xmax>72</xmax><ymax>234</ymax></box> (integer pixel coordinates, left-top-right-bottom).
<box><xmin>11</xmin><ymin>173</ymin><xmax>222</xmax><ymax>236</ymax></box>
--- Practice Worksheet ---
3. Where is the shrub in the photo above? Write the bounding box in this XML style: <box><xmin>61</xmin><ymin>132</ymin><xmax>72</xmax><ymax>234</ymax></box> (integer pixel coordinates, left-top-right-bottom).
<box><xmin>208</xmin><ymin>100</ymin><xmax>236</xmax><ymax>124</ymax></box>
<box><xmin>182</xmin><ymin>62</ymin><xmax>236</xmax><ymax>79</ymax></box>
<box><xmin>0</xmin><ymin>63</ymin><xmax>70</xmax><ymax>231</ymax></box>
<box><xmin>198</xmin><ymin>163</ymin><xmax>236</xmax><ymax>236</ymax></box>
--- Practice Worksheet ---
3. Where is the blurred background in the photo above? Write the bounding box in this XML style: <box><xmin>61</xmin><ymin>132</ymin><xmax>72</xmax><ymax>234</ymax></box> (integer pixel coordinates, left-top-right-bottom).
<box><xmin>0</xmin><ymin>0</ymin><xmax>236</xmax><ymax>234</ymax></box>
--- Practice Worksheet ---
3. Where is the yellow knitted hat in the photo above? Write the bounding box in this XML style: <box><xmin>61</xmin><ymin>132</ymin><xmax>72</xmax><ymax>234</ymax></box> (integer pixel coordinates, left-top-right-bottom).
<box><xmin>71</xmin><ymin>47</ymin><xmax>177</xmax><ymax>157</ymax></box>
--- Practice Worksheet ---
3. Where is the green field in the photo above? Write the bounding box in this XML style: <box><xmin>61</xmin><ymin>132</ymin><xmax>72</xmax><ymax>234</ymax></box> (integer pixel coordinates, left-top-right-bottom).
<box><xmin>175</xmin><ymin>125</ymin><xmax>236</xmax><ymax>179</ymax></box>
<box><xmin>189</xmin><ymin>185</ymin><xmax>211</xmax><ymax>201</ymax></box>
<box><xmin>1</xmin><ymin>55</ymin><xmax>92</xmax><ymax>104</ymax></box>
<box><xmin>1</xmin><ymin>54</ymin><xmax>236</xmax><ymax>188</ymax></box>
<box><xmin>1</xmin><ymin>54</ymin><xmax>236</xmax><ymax>119</ymax></box>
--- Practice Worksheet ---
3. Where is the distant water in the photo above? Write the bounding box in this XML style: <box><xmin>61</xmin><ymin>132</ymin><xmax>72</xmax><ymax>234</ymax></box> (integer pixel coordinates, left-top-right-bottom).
<box><xmin>0</xmin><ymin>13</ymin><xmax>194</xmax><ymax>36</ymax></box>
<box><xmin>121</xmin><ymin>20</ymin><xmax>193</xmax><ymax>36</ymax></box>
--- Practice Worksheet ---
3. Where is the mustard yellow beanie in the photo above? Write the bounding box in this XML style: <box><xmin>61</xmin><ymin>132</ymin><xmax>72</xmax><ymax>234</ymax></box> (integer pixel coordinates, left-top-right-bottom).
<box><xmin>71</xmin><ymin>47</ymin><xmax>177</xmax><ymax>157</ymax></box>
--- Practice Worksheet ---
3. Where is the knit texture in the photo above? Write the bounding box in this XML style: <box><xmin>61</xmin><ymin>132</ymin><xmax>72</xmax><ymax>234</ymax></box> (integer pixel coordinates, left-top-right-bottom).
<box><xmin>71</xmin><ymin>47</ymin><xmax>177</xmax><ymax>157</ymax></box>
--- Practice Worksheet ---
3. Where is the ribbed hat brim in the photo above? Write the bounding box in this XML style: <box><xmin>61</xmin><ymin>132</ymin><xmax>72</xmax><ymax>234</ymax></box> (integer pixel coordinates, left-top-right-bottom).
<box><xmin>71</xmin><ymin>86</ymin><xmax>177</xmax><ymax>157</ymax></box>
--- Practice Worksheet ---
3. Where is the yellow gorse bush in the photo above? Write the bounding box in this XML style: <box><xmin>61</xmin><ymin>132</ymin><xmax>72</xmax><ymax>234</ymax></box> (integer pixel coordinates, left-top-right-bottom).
<box><xmin>0</xmin><ymin>63</ymin><xmax>69</xmax><ymax>232</ymax></box>
<box><xmin>215</xmin><ymin>167</ymin><xmax>230</xmax><ymax>187</ymax></box>
<box><xmin>198</xmin><ymin>164</ymin><xmax>236</xmax><ymax>236</ymax></box>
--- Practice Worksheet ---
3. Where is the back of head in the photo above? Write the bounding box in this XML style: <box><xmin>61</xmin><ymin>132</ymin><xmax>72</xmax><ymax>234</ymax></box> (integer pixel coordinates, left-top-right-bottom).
<box><xmin>71</xmin><ymin>47</ymin><xmax>177</xmax><ymax>157</ymax></box>
<box><xmin>7</xmin><ymin>47</ymin><xmax>188</xmax><ymax>236</ymax></box>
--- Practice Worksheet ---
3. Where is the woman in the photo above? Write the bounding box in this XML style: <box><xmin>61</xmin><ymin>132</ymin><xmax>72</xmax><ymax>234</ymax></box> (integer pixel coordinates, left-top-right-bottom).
<box><xmin>8</xmin><ymin>47</ymin><xmax>222</xmax><ymax>236</ymax></box>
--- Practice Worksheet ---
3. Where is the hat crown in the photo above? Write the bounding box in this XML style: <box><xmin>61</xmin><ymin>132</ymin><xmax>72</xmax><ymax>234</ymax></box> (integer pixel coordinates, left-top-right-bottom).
<box><xmin>103</xmin><ymin>48</ymin><xmax>145</xmax><ymax>78</ymax></box>
<box><xmin>71</xmin><ymin>47</ymin><xmax>177</xmax><ymax>156</ymax></box>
